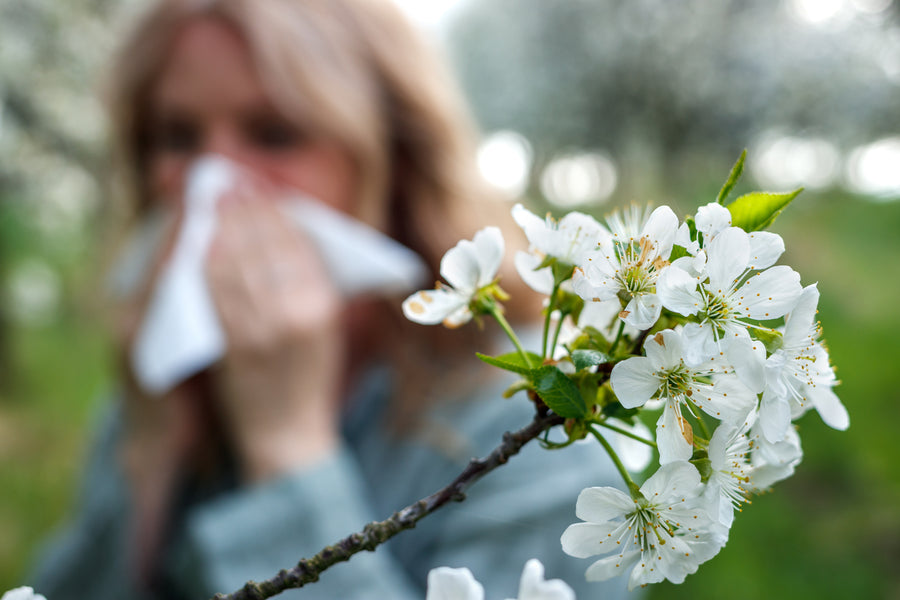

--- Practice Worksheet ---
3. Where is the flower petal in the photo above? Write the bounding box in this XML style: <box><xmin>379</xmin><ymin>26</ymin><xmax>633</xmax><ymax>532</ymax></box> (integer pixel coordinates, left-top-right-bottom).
<box><xmin>517</xmin><ymin>559</ymin><xmax>576</xmax><ymax>600</ymax></box>
<box><xmin>783</xmin><ymin>284</ymin><xmax>819</xmax><ymax>345</ymax></box>
<box><xmin>736</xmin><ymin>265</ymin><xmax>802</xmax><ymax>320</ymax></box>
<box><xmin>692</xmin><ymin>375</ymin><xmax>756</xmax><ymax>424</ymax></box>
<box><xmin>623</xmin><ymin>293</ymin><xmax>662</xmax><ymax>330</ymax></box>
<box><xmin>810</xmin><ymin>386</ymin><xmax>849</xmax><ymax>431</ymax></box>
<box><xmin>515</xmin><ymin>251</ymin><xmax>554</xmax><ymax>295</ymax></box>
<box><xmin>472</xmin><ymin>226</ymin><xmax>505</xmax><ymax>287</ymax></box>
<box><xmin>512</xmin><ymin>203</ymin><xmax>547</xmax><ymax>246</ymax></box>
<box><xmin>640</xmin><ymin>459</ymin><xmax>701</xmax><ymax>500</ymax></box>
<box><xmin>747</xmin><ymin>231</ymin><xmax>785</xmax><ymax>270</ymax></box>
<box><xmin>561</xmin><ymin>521</ymin><xmax>628</xmax><ymax>559</ymax></box>
<box><xmin>611</xmin><ymin>357</ymin><xmax>660</xmax><ymax>408</ymax></box>
<box><xmin>575</xmin><ymin>486</ymin><xmax>635</xmax><ymax>522</ymax></box>
<box><xmin>657</xmin><ymin>266</ymin><xmax>703</xmax><ymax>316</ymax></box>
<box><xmin>402</xmin><ymin>289</ymin><xmax>467</xmax><ymax>325</ymax></box>
<box><xmin>759</xmin><ymin>390</ymin><xmax>792</xmax><ymax>443</ymax></box>
<box><xmin>725</xmin><ymin>335</ymin><xmax>766</xmax><ymax>394</ymax></box>
<box><xmin>584</xmin><ymin>551</ymin><xmax>641</xmax><ymax>584</ymax></box>
<box><xmin>643</xmin><ymin>328</ymin><xmax>684</xmax><ymax>370</ymax></box>
<box><xmin>705</xmin><ymin>227</ymin><xmax>750</xmax><ymax>292</ymax></box>
<box><xmin>656</xmin><ymin>404</ymin><xmax>694</xmax><ymax>465</ymax></box>
<box><xmin>680</xmin><ymin>322</ymin><xmax>716</xmax><ymax>366</ymax></box>
<box><xmin>440</xmin><ymin>239</ymin><xmax>481</xmax><ymax>292</ymax></box>
<box><xmin>695</xmin><ymin>202</ymin><xmax>732</xmax><ymax>239</ymax></box>
<box><xmin>641</xmin><ymin>206</ymin><xmax>679</xmax><ymax>259</ymax></box>
<box><xmin>426</xmin><ymin>567</ymin><xmax>485</xmax><ymax>600</ymax></box>
<box><xmin>556</xmin><ymin>211</ymin><xmax>609</xmax><ymax>262</ymax></box>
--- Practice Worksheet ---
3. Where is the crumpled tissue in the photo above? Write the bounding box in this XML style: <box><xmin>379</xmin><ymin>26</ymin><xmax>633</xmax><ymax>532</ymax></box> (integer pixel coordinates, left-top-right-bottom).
<box><xmin>121</xmin><ymin>155</ymin><xmax>427</xmax><ymax>395</ymax></box>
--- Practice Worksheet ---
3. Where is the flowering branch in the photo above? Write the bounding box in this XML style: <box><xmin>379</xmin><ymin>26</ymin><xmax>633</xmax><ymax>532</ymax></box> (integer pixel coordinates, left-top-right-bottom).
<box><xmin>215</xmin><ymin>151</ymin><xmax>848</xmax><ymax>599</ymax></box>
<box><xmin>211</xmin><ymin>410</ymin><xmax>565</xmax><ymax>600</ymax></box>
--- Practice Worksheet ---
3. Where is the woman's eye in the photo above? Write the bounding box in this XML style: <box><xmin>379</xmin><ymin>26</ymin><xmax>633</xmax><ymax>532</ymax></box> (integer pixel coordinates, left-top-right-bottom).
<box><xmin>151</xmin><ymin>119</ymin><xmax>200</xmax><ymax>154</ymax></box>
<box><xmin>246</xmin><ymin>117</ymin><xmax>304</xmax><ymax>151</ymax></box>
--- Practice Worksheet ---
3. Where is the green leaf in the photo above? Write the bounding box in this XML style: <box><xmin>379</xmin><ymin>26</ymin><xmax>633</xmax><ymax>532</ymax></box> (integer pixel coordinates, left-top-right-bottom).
<box><xmin>717</xmin><ymin>149</ymin><xmax>747</xmax><ymax>205</ymax></box>
<box><xmin>476</xmin><ymin>351</ymin><xmax>541</xmax><ymax>375</ymax></box>
<box><xmin>532</xmin><ymin>365</ymin><xmax>588</xmax><ymax>418</ymax></box>
<box><xmin>579</xmin><ymin>326</ymin><xmax>613</xmax><ymax>353</ymax></box>
<box><xmin>534</xmin><ymin>255</ymin><xmax>557</xmax><ymax>271</ymax></box>
<box><xmin>502</xmin><ymin>379</ymin><xmax>531</xmax><ymax>399</ymax></box>
<box><xmin>669</xmin><ymin>244</ymin><xmax>690</xmax><ymax>262</ymax></box>
<box><xmin>551</xmin><ymin>261</ymin><xmax>576</xmax><ymax>286</ymax></box>
<box><xmin>753</xmin><ymin>327</ymin><xmax>784</xmax><ymax>354</ymax></box>
<box><xmin>571</xmin><ymin>349</ymin><xmax>610</xmax><ymax>372</ymax></box>
<box><xmin>727</xmin><ymin>188</ymin><xmax>803</xmax><ymax>232</ymax></box>
<box><xmin>691</xmin><ymin>455</ymin><xmax>712</xmax><ymax>483</ymax></box>
<box><xmin>556</xmin><ymin>289</ymin><xmax>585</xmax><ymax>323</ymax></box>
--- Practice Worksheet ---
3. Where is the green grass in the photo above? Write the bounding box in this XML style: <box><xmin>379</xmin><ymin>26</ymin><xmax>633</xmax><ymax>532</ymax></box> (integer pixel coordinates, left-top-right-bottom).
<box><xmin>0</xmin><ymin>307</ymin><xmax>112</xmax><ymax>588</ymax></box>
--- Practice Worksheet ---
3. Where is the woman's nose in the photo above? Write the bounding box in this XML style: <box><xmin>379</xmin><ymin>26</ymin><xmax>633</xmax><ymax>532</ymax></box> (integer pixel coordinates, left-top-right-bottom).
<box><xmin>203</xmin><ymin>125</ymin><xmax>246</xmax><ymax>162</ymax></box>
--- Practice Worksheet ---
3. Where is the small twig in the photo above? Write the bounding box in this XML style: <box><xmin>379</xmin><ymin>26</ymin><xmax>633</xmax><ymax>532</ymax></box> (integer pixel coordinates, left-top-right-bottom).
<box><xmin>211</xmin><ymin>410</ymin><xmax>566</xmax><ymax>600</ymax></box>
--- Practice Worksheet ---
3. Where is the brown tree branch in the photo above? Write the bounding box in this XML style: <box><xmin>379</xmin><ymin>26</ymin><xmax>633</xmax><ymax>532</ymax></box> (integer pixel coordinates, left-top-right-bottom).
<box><xmin>211</xmin><ymin>410</ymin><xmax>566</xmax><ymax>600</ymax></box>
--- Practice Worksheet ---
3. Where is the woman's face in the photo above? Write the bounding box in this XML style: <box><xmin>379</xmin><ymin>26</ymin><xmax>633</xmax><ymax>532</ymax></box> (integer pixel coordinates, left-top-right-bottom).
<box><xmin>146</xmin><ymin>17</ymin><xmax>358</xmax><ymax>212</ymax></box>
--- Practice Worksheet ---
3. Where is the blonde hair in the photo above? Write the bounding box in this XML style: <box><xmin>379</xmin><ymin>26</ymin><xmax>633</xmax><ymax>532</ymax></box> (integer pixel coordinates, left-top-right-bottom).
<box><xmin>107</xmin><ymin>0</ymin><xmax>500</xmax><ymax>271</ymax></box>
<box><xmin>105</xmin><ymin>0</ymin><xmax>537</xmax><ymax>422</ymax></box>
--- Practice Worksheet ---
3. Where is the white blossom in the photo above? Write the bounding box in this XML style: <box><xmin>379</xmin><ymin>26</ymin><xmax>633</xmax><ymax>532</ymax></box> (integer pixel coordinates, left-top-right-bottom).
<box><xmin>561</xmin><ymin>462</ymin><xmax>728</xmax><ymax>590</ymax></box>
<box><xmin>657</xmin><ymin>226</ymin><xmax>801</xmax><ymax>388</ymax></box>
<box><xmin>512</xmin><ymin>203</ymin><xmax>609</xmax><ymax>294</ymax></box>
<box><xmin>747</xmin><ymin>415</ymin><xmax>804</xmax><ymax>491</ymax></box>
<box><xmin>507</xmin><ymin>559</ymin><xmax>576</xmax><ymax>600</ymax></box>
<box><xmin>574</xmin><ymin>206</ymin><xmax>679</xmax><ymax>330</ymax></box>
<box><xmin>759</xmin><ymin>284</ymin><xmax>848</xmax><ymax>442</ymax></box>
<box><xmin>1</xmin><ymin>588</ymin><xmax>47</xmax><ymax>600</ymax></box>
<box><xmin>605</xmin><ymin>205</ymin><xmax>653</xmax><ymax>242</ymax></box>
<box><xmin>426</xmin><ymin>567</ymin><xmax>484</xmax><ymax>600</ymax></box>
<box><xmin>702</xmin><ymin>422</ymin><xmax>752</xmax><ymax>527</ymax></box>
<box><xmin>694</xmin><ymin>202</ymin><xmax>733</xmax><ymax>242</ymax></box>
<box><xmin>403</xmin><ymin>227</ymin><xmax>504</xmax><ymax>327</ymax></box>
<box><xmin>611</xmin><ymin>328</ymin><xmax>756</xmax><ymax>464</ymax></box>
<box><xmin>425</xmin><ymin>560</ymin><xmax>574</xmax><ymax>600</ymax></box>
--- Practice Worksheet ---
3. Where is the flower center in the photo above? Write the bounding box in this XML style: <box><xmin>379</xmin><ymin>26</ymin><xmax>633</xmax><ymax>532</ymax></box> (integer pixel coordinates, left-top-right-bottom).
<box><xmin>659</xmin><ymin>362</ymin><xmax>695</xmax><ymax>398</ymax></box>
<box><xmin>705</xmin><ymin>292</ymin><xmax>731</xmax><ymax>323</ymax></box>
<box><xmin>621</xmin><ymin>263</ymin><xmax>651</xmax><ymax>295</ymax></box>
<box><xmin>629</xmin><ymin>504</ymin><xmax>676</xmax><ymax>551</ymax></box>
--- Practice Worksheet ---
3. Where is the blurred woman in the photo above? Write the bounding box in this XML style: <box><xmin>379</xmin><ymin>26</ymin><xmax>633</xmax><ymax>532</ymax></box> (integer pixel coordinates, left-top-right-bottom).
<box><xmin>29</xmin><ymin>1</ymin><xmax>628</xmax><ymax>598</ymax></box>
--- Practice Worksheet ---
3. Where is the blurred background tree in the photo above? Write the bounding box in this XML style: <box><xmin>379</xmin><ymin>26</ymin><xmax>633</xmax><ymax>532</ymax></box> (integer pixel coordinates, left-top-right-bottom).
<box><xmin>1</xmin><ymin>0</ymin><xmax>898</xmax><ymax>597</ymax></box>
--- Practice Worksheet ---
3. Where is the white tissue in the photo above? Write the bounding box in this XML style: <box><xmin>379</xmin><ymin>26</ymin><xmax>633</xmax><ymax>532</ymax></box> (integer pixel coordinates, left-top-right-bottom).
<box><xmin>128</xmin><ymin>155</ymin><xmax>428</xmax><ymax>395</ymax></box>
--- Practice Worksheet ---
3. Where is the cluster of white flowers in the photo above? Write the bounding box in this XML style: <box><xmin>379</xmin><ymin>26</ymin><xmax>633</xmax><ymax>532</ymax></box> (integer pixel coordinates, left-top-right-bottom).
<box><xmin>1</xmin><ymin>588</ymin><xmax>47</xmax><ymax>600</ymax></box>
<box><xmin>403</xmin><ymin>193</ymin><xmax>847</xmax><ymax>591</ymax></box>
<box><xmin>426</xmin><ymin>559</ymin><xmax>574</xmax><ymax>600</ymax></box>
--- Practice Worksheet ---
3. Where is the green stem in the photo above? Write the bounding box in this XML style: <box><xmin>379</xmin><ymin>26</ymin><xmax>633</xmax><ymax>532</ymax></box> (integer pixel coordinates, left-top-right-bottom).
<box><xmin>597</xmin><ymin>420</ymin><xmax>657</xmax><ymax>449</ymax></box>
<box><xmin>610</xmin><ymin>320</ymin><xmax>626</xmax><ymax>354</ymax></box>
<box><xmin>490</xmin><ymin>305</ymin><xmax>534</xmax><ymax>369</ymax></box>
<box><xmin>541</xmin><ymin>281</ymin><xmax>561</xmax><ymax>358</ymax></box>
<box><xmin>589</xmin><ymin>426</ymin><xmax>641</xmax><ymax>499</ymax></box>
<box><xmin>550</xmin><ymin>311</ymin><xmax>566</xmax><ymax>358</ymax></box>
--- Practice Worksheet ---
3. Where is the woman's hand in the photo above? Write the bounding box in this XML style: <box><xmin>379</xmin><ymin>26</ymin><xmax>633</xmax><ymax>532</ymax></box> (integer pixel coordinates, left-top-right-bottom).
<box><xmin>205</xmin><ymin>178</ymin><xmax>345</xmax><ymax>483</ymax></box>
